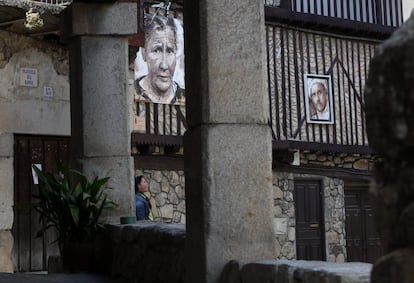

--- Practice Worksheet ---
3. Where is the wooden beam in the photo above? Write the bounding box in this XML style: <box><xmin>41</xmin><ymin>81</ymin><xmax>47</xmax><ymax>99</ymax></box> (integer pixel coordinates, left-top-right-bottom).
<box><xmin>273</xmin><ymin>161</ymin><xmax>375</xmax><ymax>180</ymax></box>
<box><xmin>272</xmin><ymin>140</ymin><xmax>375</xmax><ymax>154</ymax></box>
<box><xmin>131</xmin><ymin>133</ymin><xmax>183</xmax><ymax>146</ymax></box>
<box><xmin>134</xmin><ymin>154</ymin><xmax>184</xmax><ymax>170</ymax></box>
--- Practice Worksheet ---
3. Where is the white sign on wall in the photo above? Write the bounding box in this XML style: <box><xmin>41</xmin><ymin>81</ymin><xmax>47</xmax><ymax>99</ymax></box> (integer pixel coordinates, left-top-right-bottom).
<box><xmin>44</xmin><ymin>86</ymin><xmax>53</xmax><ymax>98</ymax></box>
<box><xmin>20</xmin><ymin>68</ymin><xmax>38</xmax><ymax>87</ymax></box>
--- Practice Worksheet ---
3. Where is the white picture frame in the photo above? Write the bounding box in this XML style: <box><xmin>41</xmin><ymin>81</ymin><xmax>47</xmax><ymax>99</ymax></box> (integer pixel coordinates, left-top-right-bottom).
<box><xmin>304</xmin><ymin>74</ymin><xmax>334</xmax><ymax>124</ymax></box>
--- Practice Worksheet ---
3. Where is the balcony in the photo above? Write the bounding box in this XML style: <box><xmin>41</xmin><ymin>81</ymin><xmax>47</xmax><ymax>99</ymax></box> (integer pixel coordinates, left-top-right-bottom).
<box><xmin>0</xmin><ymin>0</ymin><xmax>70</xmax><ymax>38</ymax></box>
<box><xmin>265</xmin><ymin>0</ymin><xmax>402</xmax><ymax>39</ymax></box>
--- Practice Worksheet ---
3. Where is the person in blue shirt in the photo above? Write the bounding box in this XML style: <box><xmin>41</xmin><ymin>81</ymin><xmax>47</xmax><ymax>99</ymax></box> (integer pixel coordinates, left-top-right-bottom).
<box><xmin>135</xmin><ymin>175</ymin><xmax>153</xmax><ymax>220</ymax></box>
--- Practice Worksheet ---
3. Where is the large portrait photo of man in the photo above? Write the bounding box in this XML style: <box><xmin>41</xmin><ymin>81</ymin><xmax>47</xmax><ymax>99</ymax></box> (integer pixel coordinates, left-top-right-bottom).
<box><xmin>304</xmin><ymin>74</ymin><xmax>334</xmax><ymax>124</ymax></box>
<box><xmin>134</xmin><ymin>14</ymin><xmax>185</xmax><ymax>105</ymax></box>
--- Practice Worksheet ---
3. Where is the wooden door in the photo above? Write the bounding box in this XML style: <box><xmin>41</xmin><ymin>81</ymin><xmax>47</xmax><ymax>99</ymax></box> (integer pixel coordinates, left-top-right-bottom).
<box><xmin>294</xmin><ymin>180</ymin><xmax>326</xmax><ymax>260</ymax></box>
<box><xmin>345</xmin><ymin>182</ymin><xmax>383</xmax><ymax>263</ymax></box>
<box><xmin>12</xmin><ymin>135</ymin><xmax>70</xmax><ymax>272</ymax></box>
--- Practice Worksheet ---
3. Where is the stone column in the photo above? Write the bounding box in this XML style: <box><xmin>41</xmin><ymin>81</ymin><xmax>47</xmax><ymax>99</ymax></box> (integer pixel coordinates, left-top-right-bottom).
<box><xmin>365</xmin><ymin>11</ymin><xmax>414</xmax><ymax>283</ymax></box>
<box><xmin>63</xmin><ymin>3</ymin><xmax>137</xmax><ymax>222</ymax></box>
<box><xmin>0</xmin><ymin>133</ymin><xmax>13</xmax><ymax>273</ymax></box>
<box><xmin>183</xmin><ymin>1</ymin><xmax>276</xmax><ymax>282</ymax></box>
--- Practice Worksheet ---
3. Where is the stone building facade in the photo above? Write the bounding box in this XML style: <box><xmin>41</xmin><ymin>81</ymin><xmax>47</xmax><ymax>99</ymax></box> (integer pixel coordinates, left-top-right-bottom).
<box><xmin>129</xmin><ymin>0</ymin><xmax>382</xmax><ymax>264</ymax></box>
<box><xmin>138</xmin><ymin>148</ymin><xmax>375</xmax><ymax>263</ymax></box>
<box><xmin>0</xmin><ymin>30</ymin><xmax>70</xmax><ymax>272</ymax></box>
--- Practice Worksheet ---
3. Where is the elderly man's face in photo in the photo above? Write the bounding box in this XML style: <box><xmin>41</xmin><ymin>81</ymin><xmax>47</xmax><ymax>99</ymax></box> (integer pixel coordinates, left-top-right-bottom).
<box><xmin>143</xmin><ymin>27</ymin><xmax>177</xmax><ymax>95</ymax></box>
<box><xmin>310</xmin><ymin>82</ymin><xmax>328</xmax><ymax>112</ymax></box>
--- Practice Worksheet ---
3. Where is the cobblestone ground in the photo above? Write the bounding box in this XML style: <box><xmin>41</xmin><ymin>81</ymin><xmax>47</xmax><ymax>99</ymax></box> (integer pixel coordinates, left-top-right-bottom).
<box><xmin>0</xmin><ymin>273</ymin><xmax>124</xmax><ymax>283</ymax></box>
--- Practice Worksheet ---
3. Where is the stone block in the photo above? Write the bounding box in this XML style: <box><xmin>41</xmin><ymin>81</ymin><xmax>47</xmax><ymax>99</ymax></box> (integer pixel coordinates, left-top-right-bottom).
<box><xmin>353</xmin><ymin>159</ymin><xmax>369</xmax><ymax>170</ymax></box>
<box><xmin>371</xmin><ymin>248</ymin><xmax>414</xmax><ymax>283</ymax></box>
<box><xmin>185</xmin><ymin>0</ymin><xmax>268</xmax><ymax>126</ymax></box>
<box><xmin>80</xmin><ymin>37</ymin><xmax>131</xmax><ymax>157</ymax></box>
<box><xmin>274</xmin><ymin>218</ymin><xmax>288</xmax><ymax>235</ymax></box>
<box><xmin>0</xmin><ymin>133</ymin><xmax>12</xmax><ymax>157</ymax></box>
<box><xmin>273</xmin><ymin>186</ymin><xmax>283</xmax><ymax>199</ymax></box>
<box><xmin>240</xmin><ymin>261</ymin><xmax>279</xmax><ymax>283</ymax></box>
<box><xmin>0</xmin><ymin>158</ymin><xmax>13</xmax><ymax>230</ymax></box>
<box><xmin>64</xmin><ymin>3</ymin><xmax>137</xmax><ymax>37</ymax></box>
<box><xmin>0</xmin><ymin>230</ymin><xmax>13</xmax><ymax>273</ymax></box>
<box><xmin>160</xmin><ymin>204</ymin><xmax>174</xmax><ymax>220</ymax></box>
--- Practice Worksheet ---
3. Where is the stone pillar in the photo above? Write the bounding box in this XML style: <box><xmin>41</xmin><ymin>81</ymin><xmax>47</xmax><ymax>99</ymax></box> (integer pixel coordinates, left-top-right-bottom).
<box><xmin>0</xmin><ymin>133</ymin><xmax>13</xmax><ymax>273</ymax></box>
<box><xmin>183</xmin><ymin>1</ymin><xmax>276</xmax><ymax>282</ymax></box>
<box><xmin>365</xmin><ymin>11</ymin><xmax>414</xmax><ymax>283</ymax></box>
<box><xmin>63</xmin><ymin>3</ymin><xmax>137</xmax><ymax>222</ymax></box>
<box><xmin>0</xmin><ymin>230</ymin><xmax>13</xmax><ymax>273</ymax></box>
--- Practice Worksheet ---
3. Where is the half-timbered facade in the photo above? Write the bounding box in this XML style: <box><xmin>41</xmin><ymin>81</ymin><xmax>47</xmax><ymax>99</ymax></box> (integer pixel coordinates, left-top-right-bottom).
<box><xmin>263</xmin><ymin>0</ymin><xmax>402</xmax><ymax>262</ymax></box>
<box><xmin>131</xmin><ymin>0</ymin><xmax>405</xmax><ymax>263</ymax></box>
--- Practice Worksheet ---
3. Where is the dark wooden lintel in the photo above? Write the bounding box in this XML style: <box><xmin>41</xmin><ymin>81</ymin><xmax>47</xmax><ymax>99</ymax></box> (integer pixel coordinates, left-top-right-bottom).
<box><xmin>273</xmin><ymin>140</ymin><xmax>374</xmax><ymax>154</ymax></box>
<box><xmin>134</xmin><ymin>154</ymin><xmax>184</xmax><ymax>170</ymax></box>
<box><xmin>273</xmin><ymin>161</ymin><xmax>375</xmax><ymax>180</ymax></box>
<box><xmin>131</xmin><ymin>133</ymin><xmax>183</xmax><ymax>146</ymax></box>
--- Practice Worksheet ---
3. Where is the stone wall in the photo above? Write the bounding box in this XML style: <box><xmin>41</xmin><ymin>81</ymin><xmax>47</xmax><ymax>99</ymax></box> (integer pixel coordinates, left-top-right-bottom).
<box><xmin>101</xmin><ymin>223</ymin><xmax>185</xmax><ymax>283</ymax></box>
<box><xmin>135</xmin><ymin>169</ymin><xmax>186</xmax><ymax>223</ymax></box>
<box><xmin>300</xmin><ymin>150</ymin><xmax>377</xmax><ymax>171</ymax></box>
<box><xmin>138</xmin><ymin>165</ymin><xmax>350</xmax><ymax>262</ymax></box>
<box><xmin>50</xmin><ymin>223</ymin><xmax>365</xmax><ymax>283</ymax></box>
<box><xmin>272</xmin><ymin>171</ymin><xmax>346</xmax><ymax>262</ymax></box>
<box><xmin>223</xmin><ymin>259</ymin><xmax>371</xmax><ymax>283</ymax></box>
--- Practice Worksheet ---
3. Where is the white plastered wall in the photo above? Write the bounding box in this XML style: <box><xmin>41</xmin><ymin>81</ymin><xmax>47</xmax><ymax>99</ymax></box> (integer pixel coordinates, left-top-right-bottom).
<box><xmin>0</xmin><ymin>30</ymin><xmax>70</xmax><ymax>230</ymax></box>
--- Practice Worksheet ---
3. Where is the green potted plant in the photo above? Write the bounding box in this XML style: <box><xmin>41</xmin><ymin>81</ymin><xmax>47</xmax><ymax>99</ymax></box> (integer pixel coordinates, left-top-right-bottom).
<box><xmin>32</xmin><ymin>163</ymin><xmax>118</xmax><ymax>272</ymax></box>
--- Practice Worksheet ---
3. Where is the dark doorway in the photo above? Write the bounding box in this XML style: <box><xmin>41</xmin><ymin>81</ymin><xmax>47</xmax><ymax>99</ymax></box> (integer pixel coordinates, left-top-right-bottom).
<box><xmin>345</xmin><ymin>181</ymin><xmax>383</xmax><ymax>263</ymax></box>
<box><xmin>294</xmin><ymin>180</ymin><xmax>326</xmax><ymax>260</ymax></box>
<box><xmin>12</xmin><ymin>135</ymin><xmax>70</xmax><ymax>272</ymax></box>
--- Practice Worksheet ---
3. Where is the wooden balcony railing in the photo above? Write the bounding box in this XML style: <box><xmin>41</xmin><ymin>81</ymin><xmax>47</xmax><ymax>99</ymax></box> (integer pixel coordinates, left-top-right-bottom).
<box><xmin>273</xmin><ymin>0</ymin><xmax>403</xmax><ymax>27</ymax></box>
<box><xmin>132</xmin><ymin>101</ymin><xmax>187</xmax><ymax>146</ymax></box>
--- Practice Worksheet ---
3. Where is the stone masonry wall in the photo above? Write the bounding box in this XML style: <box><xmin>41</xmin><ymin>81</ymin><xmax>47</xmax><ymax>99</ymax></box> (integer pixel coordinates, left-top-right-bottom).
<box><xmin>135</xmin><ymin>169</ymin><xmax>186</xmax><ymax>223</ymax></box>
<box><xmin>272</xmin><ymin>171</ymin><xmax>346</xmax><ymax>262</ymax></box>
<box><xmin>138</xmin><ymin>166</ymin><xmax>350</xmax><ymax>262</ymax></box>
<box><xmin>300</xmin><ymin>150</ymin><xmax>377</xmax><ymax>171</ymax></box>
<box><xmin>136</xmin><ymin>151</ymin><xmax>371</xmax><ymax>263</ymax></box>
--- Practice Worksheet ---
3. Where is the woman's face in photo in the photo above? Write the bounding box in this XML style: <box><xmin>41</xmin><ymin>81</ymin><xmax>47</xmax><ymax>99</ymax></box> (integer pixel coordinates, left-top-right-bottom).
<box><xmin>144</xmin><ymin>28</ymin><xmax>177</xmax><ymax>95</ymax></box>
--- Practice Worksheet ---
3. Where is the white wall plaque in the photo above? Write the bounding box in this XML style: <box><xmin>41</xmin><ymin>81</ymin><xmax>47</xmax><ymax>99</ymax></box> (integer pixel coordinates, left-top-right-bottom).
<box><xmin>20</xmin><ymin>68</ymin><xmax>38</xmax><ymax>87</ymax></box>
<box><xmin>44</xmin><ymin>86</ymin><xmax>53</xmax><ymax>98</ymax></box>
